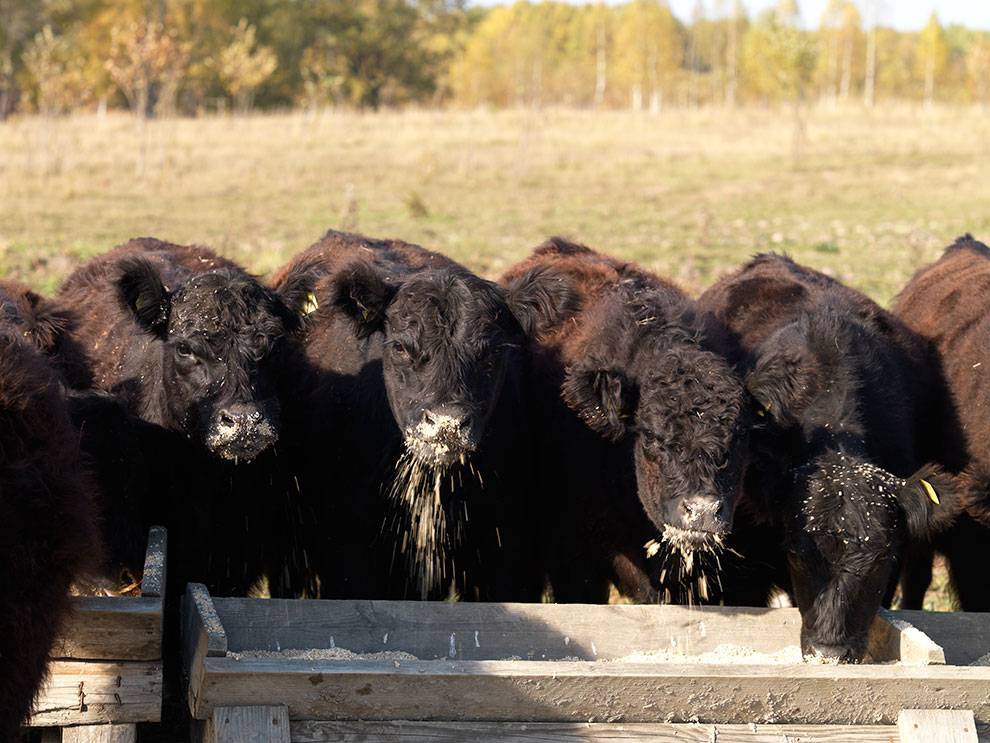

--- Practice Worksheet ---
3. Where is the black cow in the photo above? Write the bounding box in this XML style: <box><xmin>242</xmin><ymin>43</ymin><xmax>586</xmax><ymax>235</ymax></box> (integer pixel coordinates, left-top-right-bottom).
<box><xmin>0</xmin><ymin>281</ymin><xmax>100</xmax><ymax>739</ymax></box>
<box><xmin>56</xmin><ymin>238</ymin><xmax>312</xmax><ymax>736</ymax></box>
<box><xmin>271</xmin><ymin>230</ymin><xmax>545</xmax><ymax>602</ymax></box>
<box><xmin>698</xmin><ymin>254</ymin><xmax>958</xmax><ymax>661</ymax></box>
<box><xmin>500</xmin><ymin>239</ymin><xmax>751</xmax><ymax>604</ymax></box>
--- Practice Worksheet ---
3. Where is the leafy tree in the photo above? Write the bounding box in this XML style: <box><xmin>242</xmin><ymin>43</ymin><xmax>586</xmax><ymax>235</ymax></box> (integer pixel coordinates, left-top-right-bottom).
<box><xmin>612</xmin><ymin>0</ymin><xmax>683</xmax><ymax>112</ymax></box>
<box><xmin>22</xmin><ymin>25</ymin><xmax>89</xmax><ymax>115</ymax></box>
<box><xmin>917</xmin><ymin>12</ymin><xmax>948</xmax><ymax>106</ymax></box>
<box><xmin>216</xmin><ymin>18</ymin><xmax>276</xmax><ymax>111</ymax></box>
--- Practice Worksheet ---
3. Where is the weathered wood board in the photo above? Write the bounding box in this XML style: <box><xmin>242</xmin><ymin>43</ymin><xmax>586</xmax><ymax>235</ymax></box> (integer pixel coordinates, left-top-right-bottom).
<box><xmin>53</xmin><ymin>526</ymin><xmax>167</xmax><ymax>662</ymax></box>
<box><xmin>189</xmin><ymin>655</ymin><xmax>990</xmax><ymax>724</ymax></box>
<box><xmin>29</xmin><ymin>527</ymin><xmax>167</xmax><ymax>728</ymax></box>
<box><xmin>895</xmin><ymin>611</ymin><xmax>990</xmax><ymax>666</ymax></box>
<box><xmin>183</xmin><ymin>586</ymin><xmax>990</xmax><ymax>726</ymax></box>
<box><xmin>205</xmin><ymin>595</ymin><xmax>935</xmax><ymax>664</ymax></box>
<box><xmin>29</xmin><ymin>660</ymin><xmax>162</xmax><ymax>726</ymax></box>
<box><xmin>289</xmin><ymin>720</ymin><xmax>909</xmax><ymax>742</ymax></box>
<box><xmin>898</xmin><ymin>709</ymin><xmax>980</xmax><ymax>742</ymax></box>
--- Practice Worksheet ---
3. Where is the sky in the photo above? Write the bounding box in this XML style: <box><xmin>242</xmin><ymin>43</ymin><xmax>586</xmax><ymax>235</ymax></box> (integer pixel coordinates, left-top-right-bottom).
<box><xmin>475</xmin><ymin>1</ymin><xmax>990</xmax><ymax>31</ymax></box>
<box><xmin>665</xmin><ymin>0</ymin><xmax>990</xmax><ymax>30</ymax></box>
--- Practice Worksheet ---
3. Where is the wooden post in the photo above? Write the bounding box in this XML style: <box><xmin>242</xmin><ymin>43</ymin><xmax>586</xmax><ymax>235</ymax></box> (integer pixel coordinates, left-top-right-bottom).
<box><xmin>207</xmin><ymin>706</ymin><xmax>290</xmax><ymax>743</ymax></box>
<box><xmin>897</xmin><ymin>709</ymin><xmax>978</xmax><ymax>743</ymax></box>
<box><xmin>62</xmin><ymin>724</ymin><xmax>138</xmax><ymax>743</ymax></box>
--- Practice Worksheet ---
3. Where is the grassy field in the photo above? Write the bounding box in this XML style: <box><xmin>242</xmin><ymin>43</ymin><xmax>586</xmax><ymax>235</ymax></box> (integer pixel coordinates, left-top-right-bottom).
<box><xmin>1</xmin><ymin>105</ymin><xmax>989</xmax><ymax>301</ymax></box>
<box><xmin>1</xmin><ymin>104</ymin><xmax>982</xmax><ymax>610</ymax></box>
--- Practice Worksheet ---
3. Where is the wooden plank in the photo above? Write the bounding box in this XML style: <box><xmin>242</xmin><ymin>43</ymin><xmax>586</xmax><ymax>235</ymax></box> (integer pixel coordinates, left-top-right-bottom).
<box><xmin>289</xmin><ymin>720</ymin><xmax>905</xmax><ymax>742</ymax></box>
<box><xmin>207</xmin><ymin>706</ymin><xmax>290</xmax><ymax>743</ymax></box>
<box><xmin>53</xmin><ymin>597</ymin><xmax>163</xmax><ymax>661</ymax></box>
<box><xmin>190</xmin><ymin>657</ymin><xmax>990</xmax><ymax>724</ymax></box>
<box><xmin>62</xmin><ymin>724</ymin><xmax>138</xmax><ymax>743</ymax></box>
<box><xmin>868</xmin><ymin>610</ymin><xmax>946</xmax><ymax>665</ymax></box>
<box><xmin>898</xmin><ymin>709</ymin><xmax>979</xmax><ymax>742</ymax></box>
<box><xmin>140</xmin><ymin>526</ymin><xmax>167</xmax><ymax>599</ymax></box>
<box><xmin>212</xmin><ymin>599</ymin><xmax>808</xmax><ymax>661</ymax></box>
<box><xmin>184</xmin><ymin>584</ymin><xmax>229</xmax><ymax>717</ymax></box>
<box><xmin>894</xmin><ymin>611</ymin><xmax>990</xmax><ymax>666</ymax></box>
<box><xmin>29</xmin><ymin>661</ymin><xmax>161</xmax><ymax>726</ymax></box>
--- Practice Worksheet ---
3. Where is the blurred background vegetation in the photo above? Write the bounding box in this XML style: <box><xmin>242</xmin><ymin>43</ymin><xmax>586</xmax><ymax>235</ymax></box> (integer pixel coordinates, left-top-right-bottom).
<box><xmin>1</xmin><ymin>0</ymin><xmax>979</xmax><ymax>610</ymax></box>
<box><xmin>1</xmin><ymin>0</ymin><xmax>988</xmax><ymax>116</ymax></box>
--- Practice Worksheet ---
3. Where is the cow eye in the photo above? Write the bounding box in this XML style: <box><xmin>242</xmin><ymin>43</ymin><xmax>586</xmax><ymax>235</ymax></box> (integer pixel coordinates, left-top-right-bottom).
<box><xmin>391</xmin><ymin>341</ymin><xmax>411</xmax><ymax>359</ymax></box>
<box><xmin>175</xmin><ymin>342</ymin><xmax>195</xmax><ymax>359</ymax></box>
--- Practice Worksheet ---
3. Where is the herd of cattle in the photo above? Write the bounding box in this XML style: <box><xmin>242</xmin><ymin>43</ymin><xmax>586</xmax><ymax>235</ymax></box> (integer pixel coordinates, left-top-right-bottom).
<box><xmin>3</xmin><ymin>230</ymin><xmax>990</xmax><ymax>734</ymax></box>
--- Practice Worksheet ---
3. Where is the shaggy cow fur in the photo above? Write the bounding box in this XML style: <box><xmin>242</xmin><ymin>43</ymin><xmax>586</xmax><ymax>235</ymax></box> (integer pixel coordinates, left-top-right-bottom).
<box><xmin>271</xmin><ymin>229</ymin><xmax>545</xmax><ymax>602</ymax></box>
<box><xmin>0</xmin><ymin>281</ymin><xmax>100</xmax><ymax>739</ymax></box>
<box><xmin>894</xmin><ymin>235</ymin><xmax>990</xmax><ymax>610</ymax></box>
<box><xmin>698</xmin><ymin>253</ymin><xmax>959</xmax><ymax>660</ymax></box>
<box><xmin>500</xmin><ymin>239</ymin><xmax>751</xmax><ymax>604</ymax></box>
<box><xmin>56</xmin><ymin>239</ymin><xmax>312</xmax><ymax>737</ymax></box>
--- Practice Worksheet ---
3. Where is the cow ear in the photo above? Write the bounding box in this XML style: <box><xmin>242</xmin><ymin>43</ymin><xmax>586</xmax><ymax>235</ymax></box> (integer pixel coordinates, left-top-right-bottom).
<box><xmin>744</xmin><ymin>350</ymin><xmax>809</xmax><ymax>424</ymax></box>
<box><xmin>502</xmin><ymin>266</ymin><xmax>580</xmax><ymax>338</ymax></box>
<box><xmin>562</xmin><ymin>362</ymin><xmax>636</xmax><ymax>441</ymax></box>
<box><xmin>896</xmin><ymin>465</ymin><xmax>960</xmax><ymax>541</ymax></box>
<box><xmin>118</xmin><ymin>258</ymin><xmax>170</xmax><ymax>337</ymax></box>
<box><xmin>274</xmin><ymin>260</ymin><xmax>325</xmax><ymax>330</ymax></box>
<box><xmin>21</xmin><ymin>289</ymin><xmax>68</xmax><ymax>354</ymax></box>
<box><xmin>332</xmin><ymin>262</ymin><xmax>396</xmax><ymax>339</ymax></box>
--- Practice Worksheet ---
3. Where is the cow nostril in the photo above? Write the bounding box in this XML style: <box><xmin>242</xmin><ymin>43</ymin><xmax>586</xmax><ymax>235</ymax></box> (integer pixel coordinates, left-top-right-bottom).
<box><xmin>217</xmin><ymin>410</ymin><xmax>237</xmax><ymax>428</ymax></box>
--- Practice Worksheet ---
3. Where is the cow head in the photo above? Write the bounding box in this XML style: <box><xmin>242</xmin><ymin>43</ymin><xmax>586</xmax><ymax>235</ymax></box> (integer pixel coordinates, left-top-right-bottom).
<box><xmin>332</xmin><ymin>261</ymin><xmax>532</xmax><ymax>466</ymax></box>
<box><xmin>0</xmin><ymin>281</ymin><xmax>68</xmax><ymax>354</ymax></box>
<box><xmin>786</xmin><ymin>454</ymin><xmax>955</xmax><ymax>661</ymax></box>
<box><xmin>562</xmin><ymin>289</ymin><xmax>749</xmax><ymax>549</ymax></box>
<box><xmin>117</xmin><ymin>258</ymin><xmax>310</xmax><ymax>461</ymax></box>
<box><xmin>746</xmin><ymin>308</ymin><xmax>959</xmax><ymax>661</ymax></box>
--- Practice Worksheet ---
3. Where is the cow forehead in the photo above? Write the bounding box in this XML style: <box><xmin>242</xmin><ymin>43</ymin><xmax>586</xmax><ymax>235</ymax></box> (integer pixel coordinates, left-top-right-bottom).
<box><xmin>169</xmin><ymin>276</ymin><xmax>283</xmax><ymax>337</ymax></box>
<box><xmin>390</xmin><ymin>277</ymin><xmax>504</xmax><ymax>334</ymax></box>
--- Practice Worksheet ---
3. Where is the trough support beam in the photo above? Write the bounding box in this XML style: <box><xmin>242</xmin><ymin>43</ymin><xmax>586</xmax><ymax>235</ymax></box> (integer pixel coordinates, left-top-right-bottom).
<box><xmin>207</xmin><ymin>706</ymin><xmax>290</xmax><ymax>743</ymax></box>
<box><xmin>62</xmin><ymin>724</ymin><xmax>138</xmax><ymax>743</ymax></box>
<box><xmin>897</xmin><ymin>709</ymin><xmax>978</xmax><ymax>743</ymax></box>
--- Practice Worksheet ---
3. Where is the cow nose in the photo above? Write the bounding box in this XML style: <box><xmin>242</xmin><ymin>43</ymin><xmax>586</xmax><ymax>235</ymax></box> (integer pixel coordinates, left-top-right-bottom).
<box><xmin>682</xmin><ymin>498</ymin><xmax>724</xmax><ymax>529</ymax></box>
<box><xmin>804</xmin><ymin>641</ymin><xmax>859</xmax><ymax>663</ymax></box>
<box><xmin>207</xmin><ymin>403</ymin><xmax>278</xmax><ymax>462</ymax></box>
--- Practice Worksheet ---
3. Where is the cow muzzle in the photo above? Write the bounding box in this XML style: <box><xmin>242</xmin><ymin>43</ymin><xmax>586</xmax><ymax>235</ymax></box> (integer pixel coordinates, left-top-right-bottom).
<box><xmin>206</xmin><ymin>402</ymin><xmax>279</xmax><ymax>462</ymax></box>
<box><xmin>404</xmin><ymin>407</ymin><xmax>478</xmax><ymax>466</ymax></box>
<box><xmin>662</xmin><ymin>497</ymin><xmax>731</xmax><ymax>548</ymax></box>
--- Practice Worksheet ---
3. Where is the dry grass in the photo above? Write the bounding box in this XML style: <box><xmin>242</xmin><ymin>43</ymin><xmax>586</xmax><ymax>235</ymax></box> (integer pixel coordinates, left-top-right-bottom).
<box><xmin>0</xmin><ymin>104</ymin><xmax>979</xmax><ymax>609</ymax></box>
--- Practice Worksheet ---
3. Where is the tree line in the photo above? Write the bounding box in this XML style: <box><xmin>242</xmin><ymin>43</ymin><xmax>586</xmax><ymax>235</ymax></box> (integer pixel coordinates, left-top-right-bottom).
<box><xmin>1</xmin><ymin>0</ymin><xmax>988</xmax><ymax>118</ymax></box>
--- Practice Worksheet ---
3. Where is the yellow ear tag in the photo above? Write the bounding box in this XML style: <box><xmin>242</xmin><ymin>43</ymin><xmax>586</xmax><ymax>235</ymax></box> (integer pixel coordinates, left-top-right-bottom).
<box><xmin>301</xmin><ymin>291</ymin><xmax>319</xmax><ymax>316</ymax></box>
<box><xmin>134</xmin><ymin>294</ymin><xmax>150</xmax><ymax>312</ymax></box>
<box><xmin>920</xmin><ymin>479</ymin><xmax>940</xmax><ymax>505</ymax></box>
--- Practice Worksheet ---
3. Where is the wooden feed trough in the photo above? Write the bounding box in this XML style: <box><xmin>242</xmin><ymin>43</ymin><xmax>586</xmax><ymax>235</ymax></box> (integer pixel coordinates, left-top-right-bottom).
<box><xmin>183</xmin><ymin>583</ymin><xmax>990</xmax><ymax>742</ymax></box>
<box><xmin>27</xmin><ymin>526</ymin><xmax>167</xmax><ymax>742</ymax></box>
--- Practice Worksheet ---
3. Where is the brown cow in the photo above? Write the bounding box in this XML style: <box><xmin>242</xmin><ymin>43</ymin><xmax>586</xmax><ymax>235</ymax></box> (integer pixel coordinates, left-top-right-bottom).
<box><xmin>894</xmin><ymin>234</ymin><xmax>990</xmax><ymax>610</ymax></box>
<box><xmin>0</xmin><ymin>281</ymin><xmax>100</xmax><ymax>738</ymax></box>
<box><xmin>500</xmin><ymin>238</ymin><xmax>750</xmax><ymax>603</ymax></box>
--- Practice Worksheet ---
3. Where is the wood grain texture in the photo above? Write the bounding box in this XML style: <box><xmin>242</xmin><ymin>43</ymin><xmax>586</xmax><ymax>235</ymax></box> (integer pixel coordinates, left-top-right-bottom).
<box><xmin>53</xmin><ymin>528</ymin><xmax>167</xmax><ymax>662</ymax></box>
<box><xmin>213</xmin><ymin>599</ymin><xmax>808</xmax><ymax>660</ymax></box>
<box><xmin>894</xmin><ymin>611</ymin><xmax>990</xmax><ymax>666</ymax></box>
<box><xmin>898</xmin><ymin>709</ymin><xmax>979</xmax><ymax>743</ymax></box>
<box><xmin>289</xmin><ymin>720</ymin><xmax>906</xmax><ymax>742</ymax></box>
<box><xmin>140</xmin><ymin>526</ymin><xmax>167</xmax><ymax>599</ymax></box>
<box><xmin>62</xmin><ymin>723</ymin><xmax>138</xmax><ymax>743</ymax></box>
<box><xmin>53</xmin><ymin>598</ymin><xmax>163</xmax><ymax>661</ymax></box>
<box><xmin>184</xmin><ymin>583</ymin><xmax>229</xmax><ymax>716</ymax></box>
<box><xmin>29</xmin><ymin>661</ymin><xmax>162</xmax><ymax>726</ymax></box>
<box><xmin>869</xmin><ymin>610</ymin><xmax>946</xmax><ymax>666</ymax></box>
<box><xmin>190</xmin><ymin>657</ymin><xmax>990</xmax><ymax>724</ymax></box>
<box><xmin>207</xmin><ymin>706</ymin><xmax>290</xmax><ymax>743</ymax></box>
